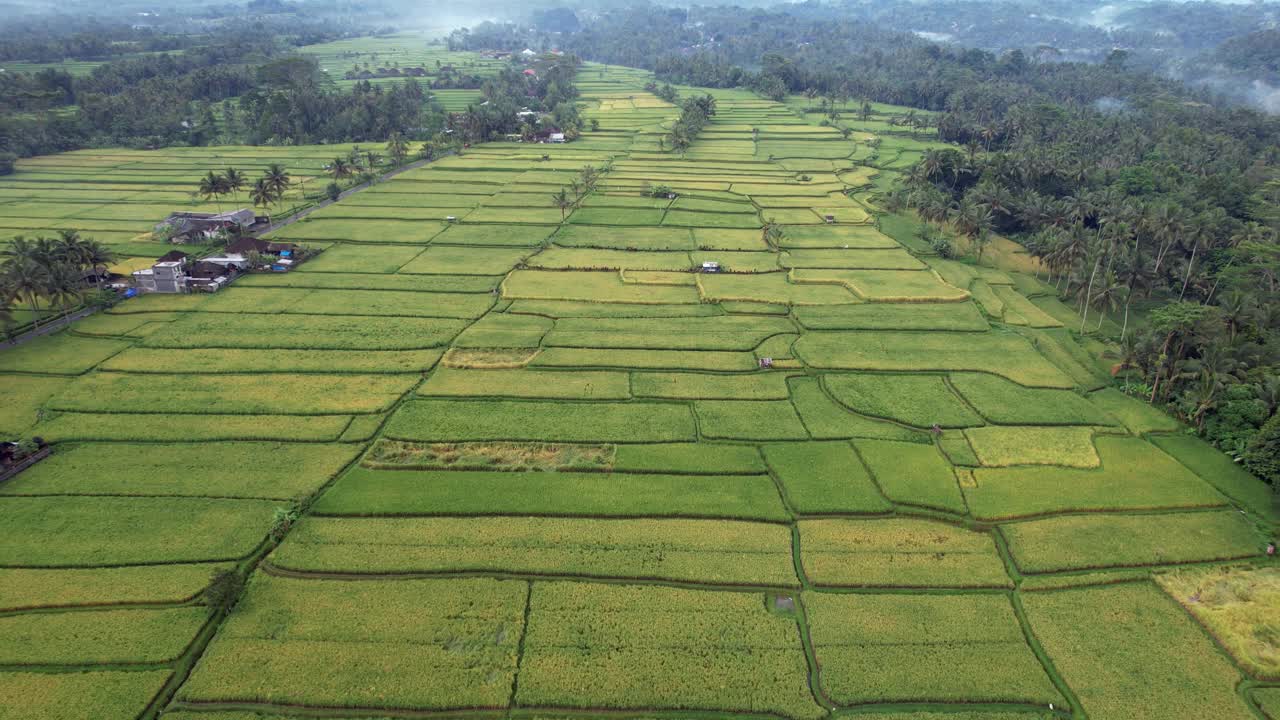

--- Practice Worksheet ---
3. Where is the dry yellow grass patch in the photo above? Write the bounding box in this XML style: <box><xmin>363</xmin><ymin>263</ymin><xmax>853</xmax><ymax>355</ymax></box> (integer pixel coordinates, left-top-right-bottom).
<box><xmin>442</xmin><ymin>347</ymin><xmax>539</xmax><ymax>369</ymax></box>
<box><xmin>1157</xmin><ymin>565</ymin><xmax>1280</xmax><ymax>679</ymax></box>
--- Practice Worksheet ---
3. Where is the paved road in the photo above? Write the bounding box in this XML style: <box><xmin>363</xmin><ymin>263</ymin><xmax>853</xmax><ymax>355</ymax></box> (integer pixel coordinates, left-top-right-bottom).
<box><xmin>4</xmin><ymin>306</ymin><xmax>98</xmax><ymax>347</ymax></box>
<box><xmin>256</xmin><ymin>153</ymin><xmax>448</xmax><ymax>236</ymax></box>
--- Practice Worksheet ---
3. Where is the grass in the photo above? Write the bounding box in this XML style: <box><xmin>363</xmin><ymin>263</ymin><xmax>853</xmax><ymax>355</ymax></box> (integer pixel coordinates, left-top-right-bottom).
<box><xmin>795</xmin><ymin>331</ymin><xmax>1074</xmax><ymax>388</ymax></box>
<box><xmin>789</xmin><ymin>377</ymin><xmax>924</xmax><ymax>441</ymax></box>
<box><xmin>1157</xmin><ymin>565</ymin><xmax>1280</xmax><ymax>679</ymax></box>
<box><xmin>1023</xmin><ymin>583</ymin><xmax>1256</xmax><ymax>719</ymax></box>
<box><xmin>420</xmin><ymin>368</ymin><xmax>631</xmax><ymax>399</ymax></box>
<box><xmin>0</xmin><ymin>496</ymin><xmax>276</xmax><ymax>566</ymax></box>
<box><xmin>527</xmin><ymin>247</ymin><xmax>692</xmax><ymax>271</ymax></box>
<box><xmin>698</xmin><ymin>272</ymin><xmax>858</xmax><ymax>304</ymax></box>
<box><xmin>1150</xmin><ymin>433</ymin><xmax>1279</xmax><ymax>522</ymax></box>
<box><xmin>0</xmin><ymin>606</ymin><xmax>206</xmax><ymax>664</ymax></box>
<box><xmin>546</xmin><ymin>315</ymin><xmax>794</xmax><ymax>351</ymax></box>
<box><xmin>632</xmin><ymin>372</ymin><xmax>791</xmax><ymax>399</ymax></box>
<box><xmin>313</xmin><ymin>467</ymin><xmax>790</xmax><ymax>521</ymax></box>
<box><xmin>517</xmin><ymin>582</ymin><xmax>823</xmax><ymax>719</ymax></box>
<box><xmin>0</xmin><ymin>374</ymin><xmax>68</xmax><ymax>435</ymax></box>
<box><xmin>553</xmin><ymin>225</ymin><xmax>696</xmax><ymax>250</ymax></box>
<box><xmin>503</xmin><ymin>269</ymin><xmax>700</xmax><ymax>304</ymax></box>
<box><xmin>428</xmin><ymin>223</ymin><xmax>556</xmax><ymax>246</ymax></box>
<box><xmin>272</xmin><ymin>516</ymin><xmax>798</xmax><ymax>585</ymax></box>
<box><xmin>47</xmin><ymin>372</ymin><xmax>417</xmax><ymax>415</ymax></box>
<box><xmin>823</xmin><ymin>373</ymin><xmax>983</xmax><ymax>428</ymax></box>
<box><xmin>695</xmin><ymin>400</ymin><xmax>810</xmax><ymax>440</ymax></box>
<box><xmin>966</xmin><ymin>435</ymin><xmax>1226</xmax><ymax>520</ymax></box>
<box><xmin>793</xmin><ymin>268</ymin><xmax>969</xmax><ymax>302</ymax></box>
<box><xmin>33</xmin><ymin>412</ymin><xmax>352</xmax><ymax>442</ymax></box>
<box><xmin>963</xmin><ymin>426</ymin><xmax>1100</xmax><ymax>467</ymax></box>
<box><xmin>179</xmin><ymin>575</ymin><xmax>524</xmax><ymax>710</ymax></box>
<box><xmin>0</xmin><ymin>333</ymin><xmax>132</xmax><ymax>375</ymax></box>
<box><xmin>0</xmin><ymin>670</ymin><xmax>172</xmax><ymax>720</ymax></box>
<box><xmin>1089</xmin><ymin>387</ymin><xmax>1182</xmax><ymax>433</ymax></box>
<box><xmin>385</xmin><ymin>399</ymin><xmax>696</xmax><ymax>443</ymax></box>
<box><xmin>532</xmin><ymin>347</ymin><xmax>759</xmax><ymax>371</ymax></box>
<box><xmin>1003</xmin><ymin>510</ymin><xmax>1261</xmax><ymax>573</ymax></box>
<box><xmin>806</xmin><ymin>592</ymin><xmax>1061</xmax><ymax>706</ymax></box>
<box><xmin>613</xmin><ymin>442</ymin><xmax>767</xmax><ymax>473</ymax></box>
<box><xmin>101</xmin><ymin>347</ymin><xmax>444</xmax><ymax>374</ymax></box>
<box><xmin>398</xmin><ymin>245</ymin><xmax>532</xmax><ymax>275</ymax></box>
<box><xmin>296</xmin><ymin>243</ymin><xmax>425</xmax><ymax>273</ymax></box>
<box><xmin>788</xmin><ymin>301</ymin><xmax>988</xmax><ymax>333</ymax></box>
<box><xmin>949</xmin><ymin>372</ymin><xmax>1116</xmax><ymax>425</ymax></box>
<box><xmin>798</xmin><ymin>518</ymin><xmax>1010</xmax><ymax>587</ymax></box>
<box><xmin>0</xmin><ymin>563</ymin><xmax>225</xmax><ymax>611</ymax></box>
<box><xmin>855</xmin><ymin>439</ymin><xmax>967</xmax><ymax>513</ymax></box>
<box><xmin>2</xmin><ymin>442</ymin><xmax>360</xmax><ymax>500</ymax></box>
<box><xmin>763</xmin><ymin>442</ymin><xmax>891</xmax><ymax>513</ymax></box>
<box><xmin>144</xmin><ymin>313</ymin><xmax>466</xmax><ymax>350</ymax></box>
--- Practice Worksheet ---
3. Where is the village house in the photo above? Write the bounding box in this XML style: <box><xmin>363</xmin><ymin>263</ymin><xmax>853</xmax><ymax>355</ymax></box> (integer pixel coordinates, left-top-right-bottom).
<box><xmin>155</xmin><ymin>209</ymin><xmax>265</xmax><ymax>243</ymax></box>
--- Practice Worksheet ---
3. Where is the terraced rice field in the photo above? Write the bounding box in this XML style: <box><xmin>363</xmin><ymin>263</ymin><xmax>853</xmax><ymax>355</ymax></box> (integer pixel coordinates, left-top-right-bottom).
<box><xmin>0</xmin><ymin>62</ymin><xmax>1273</xmax><ymax>720</ymax></box>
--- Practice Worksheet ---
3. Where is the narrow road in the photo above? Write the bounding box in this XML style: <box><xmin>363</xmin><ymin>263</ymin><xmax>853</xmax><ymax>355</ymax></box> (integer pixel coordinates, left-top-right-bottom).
<box><xmin>3</xmin><ymin>306</ymin><xmax>98</xmax><ymax>347</ymax></box>
<box><xmin>256</xmin><ymin>152</ymin><xmax>451</xmax><ymax>236</ymax></box>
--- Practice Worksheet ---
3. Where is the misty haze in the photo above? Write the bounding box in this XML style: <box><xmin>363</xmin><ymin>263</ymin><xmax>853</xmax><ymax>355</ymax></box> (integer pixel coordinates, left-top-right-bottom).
<box><xmin>0</xmin><ymin>1</ymin><xmax>1278</xmax><ymax>720</ymax></box>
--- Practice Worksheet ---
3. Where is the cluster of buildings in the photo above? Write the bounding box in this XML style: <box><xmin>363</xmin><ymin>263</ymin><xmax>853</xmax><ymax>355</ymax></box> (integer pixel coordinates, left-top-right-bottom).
<box><xmin>133</xmin><ymin>209</ymin><xmax>300</xmax><ymax>294</ymax></box>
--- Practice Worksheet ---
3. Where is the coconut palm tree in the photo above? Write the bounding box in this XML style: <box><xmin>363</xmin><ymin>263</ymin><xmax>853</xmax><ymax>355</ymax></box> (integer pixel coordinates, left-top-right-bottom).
<box><xmin>44</xmin><ymin>261</ymin><xmax>83</xmax><ymax>321</ymax></box>
<box><xmin>328</xmin><ymin>157</ymin><xmax>353</xmax><ymax>182</ymax></box>
<box><xmin>264</xmin><ymin>164</ymin><xmax>291</xmax><ymax>202</ymax></box>
<box><xmin>2</xmin><ymin>255</ymin><xmax>50</xmax><ymax>329</ymax></box>
<box><xmin>249</xmin><ymin>178</ymin><xmax>277</xmax><ymax>224</ymax></box>
<box><xmin>385</xmin><ymin>133</ymin><xmax>410</xmax><ymax>166</ymax></box>
<box><xmin>551</xmin><ymin>188</ymin><xmax>574</xmax><ymax>220</ymax></box>
<box><xmin>223</xmin><ymin>168</ymin><xmax>246</xmax><ymax>205</ymax></box>
<box><xmin>197</xmin><ymin>171</ymin><xmax>227</xmax><ymax>212</ymax></box>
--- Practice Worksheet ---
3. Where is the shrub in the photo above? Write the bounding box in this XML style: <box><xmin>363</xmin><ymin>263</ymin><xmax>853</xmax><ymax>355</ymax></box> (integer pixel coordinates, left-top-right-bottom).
<box><xmin>1245</xmin><ymin>412</ymin><xmax>1280</xmax><ymax>487</ymax></box>
<box><xmin>0</xmin><ymin>152</ymin><xmax>15</xmax><ymax>176</ymax></box>
<box><xmin>205</xmin><ymin>569</ymin><xmax>245</xmax><ymax>616</ymax></box>
<box><xmin>326</xmin><ymin>182</ymin><xmax>342</xmax><ymax>201</ymax></box>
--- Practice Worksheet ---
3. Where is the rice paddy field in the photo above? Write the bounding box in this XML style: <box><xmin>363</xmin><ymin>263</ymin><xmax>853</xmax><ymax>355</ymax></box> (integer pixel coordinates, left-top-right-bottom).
<box><xmin>0</xmin><ymin>60</ymin><xmax>1275</xmax><ymax>720</ymax></box>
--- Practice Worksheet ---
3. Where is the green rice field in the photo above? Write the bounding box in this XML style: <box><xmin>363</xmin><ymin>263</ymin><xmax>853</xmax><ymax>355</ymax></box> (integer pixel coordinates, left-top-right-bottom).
<box><xmin>0</xmin><ymin>58</ymin><xmax>1271</xmax><ymax>720</ymax></box>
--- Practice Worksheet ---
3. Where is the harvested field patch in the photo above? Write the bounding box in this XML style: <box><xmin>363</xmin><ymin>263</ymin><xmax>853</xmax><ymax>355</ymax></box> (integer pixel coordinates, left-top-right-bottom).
<box><xmin>1157</xmin><ymin>565</ymin><xmax>1280</xmax><ymax>678</ymax></box>
<box><xmin>362</xmin><ymin>439</ymin><xmax>614</xmax><ymax>472</ymax></box>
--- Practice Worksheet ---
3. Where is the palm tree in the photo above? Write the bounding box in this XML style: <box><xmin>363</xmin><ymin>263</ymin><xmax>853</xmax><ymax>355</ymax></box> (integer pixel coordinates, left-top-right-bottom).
<box><xmin>551</xmin><ymin>188</ymin><xmax>574</xmax><ymax>220</ymax></box>
<box><xmin>3</xmin><ymin>255</ymin><xmax>50</xmax><ymax>329</ymax></box>
<box><xmin>386</xmin><ymin>133</ymin><xmax>410</xmax><ymax>166</ymax></box>
<box><xmin>1114</xmin><ymin>245</ymin><xmax>1153</xmax><ymax>339</ymax></box>
<box><xmin>762</xmin><ymin>220</ymin><xmax>784</xmax><ymax>247</ymax></box>
<box><xmin>223</xmin><ymin>168</ymin><xmax>246</xmax><ymax>205</ymax></box>
<box><xmin>83</xmin><ymin>240</ymin><xmax>116</xmax><ymax>282</ymax></box>
<box><xmin>44</xmin><ymin>262</ymin><xmax>83</xmax><ymax>321</ymax></box>
<box><xmin>1090</xmin><ymin>272</ymin><xmax>1125</xmax><ymax>332</ymax></box>
<box><xmin>364</xmin><ymin>151</ymin><xmax>382</xmax><ymax>172</ymax></box>
<box><xmin>328</xmin><ymin>157</ymin><xmax>353</xmax><ymax>182</ymax></box>
<box><xmin>197</xmin><ymin>171</ymin><xmax>227</xmax><ymax>212</ymax></box>
<box><xmin>264</xmin><ymin>164</ymin><xmax>291</xmax><ymax>203</ymax></box>
<box><xmin>249</xmin><ymin>178</ymin><xmax>277</xmax><ymax>224</ymax></box>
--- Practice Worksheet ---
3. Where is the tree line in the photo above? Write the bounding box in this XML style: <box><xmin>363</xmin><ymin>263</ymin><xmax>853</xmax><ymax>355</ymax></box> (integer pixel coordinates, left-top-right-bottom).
<box><xmin>0</xmin><ymin>231</ymin><xmax>117</xmax><ymax>337</ymax></box>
